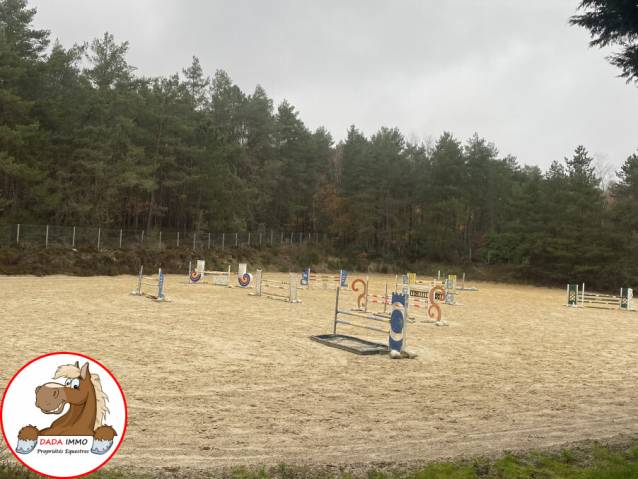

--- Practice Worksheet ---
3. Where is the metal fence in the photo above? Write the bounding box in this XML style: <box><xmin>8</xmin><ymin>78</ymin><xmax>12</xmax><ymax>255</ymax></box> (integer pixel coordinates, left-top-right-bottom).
<box><xmin>0</xmin><ymin>224</ymin><xmax>329</xmax><ymax>251</ymax></box>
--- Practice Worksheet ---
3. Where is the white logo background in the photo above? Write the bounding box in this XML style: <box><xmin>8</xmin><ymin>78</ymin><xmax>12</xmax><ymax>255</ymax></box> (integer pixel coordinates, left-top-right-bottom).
<box><xmin>1</xmin><ymin>353</ymin><xmax>126</xmax><ymax>478</ymax></box>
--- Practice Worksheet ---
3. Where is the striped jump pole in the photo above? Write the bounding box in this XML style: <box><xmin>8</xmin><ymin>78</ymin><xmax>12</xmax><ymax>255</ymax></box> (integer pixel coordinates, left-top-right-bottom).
<box><xmin>132</xmin><ymin>266</ymin><xmax>168</xmax><ymax>302</ymax></box>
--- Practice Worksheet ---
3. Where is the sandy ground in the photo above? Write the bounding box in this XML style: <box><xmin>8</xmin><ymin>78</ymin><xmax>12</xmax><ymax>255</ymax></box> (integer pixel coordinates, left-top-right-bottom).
<box><xmin>1</xmin><ymin>273</ymin><xmax>638</xmax><ymax>473</ymax></box>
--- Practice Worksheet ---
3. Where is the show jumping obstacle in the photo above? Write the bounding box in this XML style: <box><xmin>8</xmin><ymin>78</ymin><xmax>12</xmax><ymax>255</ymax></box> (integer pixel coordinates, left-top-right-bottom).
<box><xmin>396</xmin><ymin>274</ymin><xmax>447</xmax><ymax>325</ymax></box>
<box><xmin>188</xmin><ymin>260</ymin><xmax>232</xmax><ymax>287</ymax></box>
<box><xmin>404</xmin><ymin>272</ymin><xmax>462</xmax><ymax>306</ymax></box>
<box><xmin>250</xmin><ymin>270</ymin><xmax>301</xmax><ymax>303</ymax></box>
<box><xmin>407</xmin><ymin>285</ymin><xmax>448</xmax><ymax>326</ymax></box>
<box><xmin>350</xmin><ymin>276</ymin><xmax>447</xmax><ymax>326</ymax></box>
<box><xmin>237</xmin><ymin>263</ymin><xmax>254</xmax><ymax>288</ymax></box>
<box><xmin>131</xmin><ymin>266</ymin><xmax>168</xmax><ymax>301</ymax></box>
<box><xmin>458</xmin><ymin>272</ymin><xmax>479</xmax><ymax>291</ymax></box>
<box><xmin>567</xmin><ymin>283</ymin><xmax>634</xmax><ymax>310</ymax></box>
<box><xmin>443</xmin><ymin>278</ymin><xmax>460</xmax><ymax>305</ymax></box>
<box><xmin>350</xmin><ymin>276</ymin><xmax>397</xmax><ymax>316</ymax></box>
<box><xmin>300</xmin><ymin>269</ymin><xmax>348</xmax><ymax>289</ymax></box>
<box><xmin>310</xmin><ymin>287</ymin><xmax>411</xmax><ymax>357</ymax></box>
<box><xmin>406</xmin><ymin>271</ymin><xmax>478</xmax><ymax>293</ymax></box>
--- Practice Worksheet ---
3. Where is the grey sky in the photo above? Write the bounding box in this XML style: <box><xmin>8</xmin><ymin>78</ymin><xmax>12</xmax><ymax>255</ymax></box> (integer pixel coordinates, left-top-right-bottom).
<box><xmin>31</xmin><ymin>0</ymin><xmax>636</xmax><ymax>173</ymax></box>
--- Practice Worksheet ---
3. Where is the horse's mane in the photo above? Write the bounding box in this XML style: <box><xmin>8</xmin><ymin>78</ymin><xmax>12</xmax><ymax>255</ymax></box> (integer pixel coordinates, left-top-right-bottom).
<box><xmin>53</xmin><ymin>364</ymin><xmax>110</xmax><ymax>429</ymax></box>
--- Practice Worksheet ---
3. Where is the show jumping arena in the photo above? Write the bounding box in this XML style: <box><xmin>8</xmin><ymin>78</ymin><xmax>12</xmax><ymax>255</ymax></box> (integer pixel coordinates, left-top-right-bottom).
<box><xmin>1</xmin><ymin>273</ymin><xmax>638</xmax><ymax>472</ymax></box>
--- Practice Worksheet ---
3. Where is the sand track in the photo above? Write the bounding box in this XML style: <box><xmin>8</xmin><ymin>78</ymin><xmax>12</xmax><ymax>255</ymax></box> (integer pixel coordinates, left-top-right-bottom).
<box><xmin>1</xmin><ymin>274</ymin><xmax>637</xmax><ymax>471</ymax></box>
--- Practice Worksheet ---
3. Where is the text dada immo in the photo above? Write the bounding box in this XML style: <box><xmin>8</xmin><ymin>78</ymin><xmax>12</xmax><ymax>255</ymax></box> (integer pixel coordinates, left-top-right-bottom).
<box><xmin>35</xmin><ymin>437</ymin><xmax>93</xmax><ymax>455</ymax></box>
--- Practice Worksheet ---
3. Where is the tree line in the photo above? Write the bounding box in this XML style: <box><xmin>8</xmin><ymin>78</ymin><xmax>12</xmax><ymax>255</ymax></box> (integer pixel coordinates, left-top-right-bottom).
<box><xmin>1</xmin><ymin>0</ymin><xmax>637</xmax><ymax>288</ymax></box>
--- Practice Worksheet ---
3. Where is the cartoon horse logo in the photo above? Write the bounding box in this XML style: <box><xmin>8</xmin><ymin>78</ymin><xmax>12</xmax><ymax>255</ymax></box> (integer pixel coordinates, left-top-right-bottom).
<box><xmin>15</xmin><ymin>361</ymin><xmax>117</xmax><ymax>455</ymax></box>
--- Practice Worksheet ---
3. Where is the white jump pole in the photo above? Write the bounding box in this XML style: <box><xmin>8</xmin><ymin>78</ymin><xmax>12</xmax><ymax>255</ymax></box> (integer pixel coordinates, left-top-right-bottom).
<box><xmin>383</xmin><ymin>282</ymin><xmax>388</xmax><ymax>315</ymax></box>
<box><xmin>364</xmin><ymin>275</ymin><xmax>369</xmax><ymax>312</ymax></box>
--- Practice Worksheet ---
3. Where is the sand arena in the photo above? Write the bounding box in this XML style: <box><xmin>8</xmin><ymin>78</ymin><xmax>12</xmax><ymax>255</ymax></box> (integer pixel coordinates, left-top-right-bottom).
<box><xmin>1</xmin><ymin>273</ymin><xmax>637</xmax><ymax>472</ymax></box>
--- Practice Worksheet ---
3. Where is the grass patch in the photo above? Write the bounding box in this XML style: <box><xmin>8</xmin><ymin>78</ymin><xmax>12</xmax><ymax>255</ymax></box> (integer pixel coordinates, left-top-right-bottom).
<box><xmin>1</xmin><ymin>441</ymin><xmax>637</xmax><ymax>478</ymax></box>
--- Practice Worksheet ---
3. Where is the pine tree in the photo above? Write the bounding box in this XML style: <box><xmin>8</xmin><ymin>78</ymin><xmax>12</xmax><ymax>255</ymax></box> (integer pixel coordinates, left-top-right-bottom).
<box><xmin>0</xmin><ymin>0</ymin><xmax>49</xmax><ymax>220</ymax></box>
<box><xmin>571</xmin><ymin>0</ymin><xmax>638</xmax><ymax>83</ymax></box>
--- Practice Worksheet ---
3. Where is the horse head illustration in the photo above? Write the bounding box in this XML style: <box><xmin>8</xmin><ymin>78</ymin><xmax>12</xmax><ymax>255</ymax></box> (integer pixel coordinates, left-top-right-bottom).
<box><xmin>16</xmin><ymin>361</ymin><xmax>117</xmax><ymax>455</ymax></box>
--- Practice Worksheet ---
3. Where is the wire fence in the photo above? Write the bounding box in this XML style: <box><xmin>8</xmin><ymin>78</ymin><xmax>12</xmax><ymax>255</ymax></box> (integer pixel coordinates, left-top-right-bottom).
<box><xmin>0</xmin><ymin>224</ymin><xmax>330</xmax><ymax>251</ymax></box>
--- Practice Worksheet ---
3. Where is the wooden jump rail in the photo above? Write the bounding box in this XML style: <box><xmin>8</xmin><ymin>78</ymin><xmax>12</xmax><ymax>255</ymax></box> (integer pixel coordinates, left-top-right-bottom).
<box><xmin>567</xmin><ymin>283</ymin><xmax>634</xmax><ymax>311</ymax></box>
<box><xmin>250</xmin><ymin>270</ymin><xmax>301</xmax><ymax>303</ymax></box>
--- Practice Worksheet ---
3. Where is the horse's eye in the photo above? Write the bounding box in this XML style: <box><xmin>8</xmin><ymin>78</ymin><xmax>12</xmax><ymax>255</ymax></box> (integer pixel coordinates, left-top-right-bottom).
<box><xmin>65</xmin><ymin>379</ymin><xmax>71</xmax><ymax>387</ymax></box>
<box><xmin>71</xmin><ymin>379</ymin><xmax>80</xmax><ymax>389</ymax></box>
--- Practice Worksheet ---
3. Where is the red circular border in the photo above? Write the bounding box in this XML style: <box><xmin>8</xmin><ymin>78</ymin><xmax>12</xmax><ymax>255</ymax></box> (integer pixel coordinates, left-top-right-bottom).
<box><xmin>0</xmin><ymin>352</ymin><xmax>128</xmax><ymax>479</ymax></box>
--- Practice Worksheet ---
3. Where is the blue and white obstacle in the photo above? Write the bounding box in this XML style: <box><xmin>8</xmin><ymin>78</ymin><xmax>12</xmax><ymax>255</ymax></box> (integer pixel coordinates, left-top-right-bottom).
<box><xmin>132</xmin><ymin>266</ymin><xmax>168</xmax><ymax>302</ymax></box>
<box><xmin>310</xmin><ymin>288</ymin><xmax>414</xmax><ymax>358</ymax></box>
<box><xmin>300</xmin><ymin>268</ymin><xmax>348</xmax><ymax>289</ymax></box>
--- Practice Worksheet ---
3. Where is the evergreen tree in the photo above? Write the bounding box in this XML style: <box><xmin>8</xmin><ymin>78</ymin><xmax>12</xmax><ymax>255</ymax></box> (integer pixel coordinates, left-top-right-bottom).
<box><xmin>1</xmin><ymin>0</ymin><xmax>637</xmax><ymax>291</ymax></box>
<box><xmin>571</xmin><ymin>0</ymin><xmax>638</xmax><ymax>83</ymax></box>
<box><xmin>0</xmin><ymin>0</ymin><xmax>49</xmax><ymax>220</ymax></box>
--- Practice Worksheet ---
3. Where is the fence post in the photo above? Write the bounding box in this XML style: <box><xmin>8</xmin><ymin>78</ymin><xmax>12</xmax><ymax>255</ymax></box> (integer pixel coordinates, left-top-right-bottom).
<box><xmin>193</xmin><ymin>233</ymin><xmax>196</xmax><ymax>250</ymax></box>
<box><xmin>159</xmin><ymin>231</ymin><xmax>162</xmax><ymax>249</ymax></box>
<box><xmin>16</xmin><ymin>224</ymin><xmax>20</xmax><ymax>246</ymax></box>
<box><xmin>119</xmin><ymin>229</ymin><xmax>123</xmax><ymax>248</ymax></box>
<box><xmin>207</xmin><ymin>232</ymin><xmax>211</xmax><ymax>249</ymax></box>
<box><xmin>290</xmin><ymin>232</ymin><xmax>293</xmax><ymax>245</ymax></box>
<box><xmin>248</xmin><ymin>232</ymin><xmax>251</xmax><ymax>246</ymax></box>
<box><xmin>71</xmin><ymin>226</ymin><xmax>76</xmax><ymax>248</ymax></box>
<box><xmin>235</xmin><ymin>233</ymin><xmax>238</xmax><ymax>247</ymax></box>
<box><xmin>45</xmin><ymin>225</ymin><xmax>49</xmax><ymax>249</ymax></box>
<box><xmin>222</xmin><ymin>233</ymin><xmax>225</xmax><ymax>252</ymax></box>
<box><xmin>177</xmin><ymin>232</ymin><xmax>180</xmax><ymax>248</ymax></box>
<box><xmin>141</xmin><ymin>230</ymin><xmax>144</xmax><ymax>246</ymax></box>
<box><xmin>97</xmin><ymin>228</ymin><xmax>101</xmax><ymax>251</ymax></box>
<box><xmin>259</xmin><ymin>232</ymin><xmax>262</xmax><ymax>247</ymax></box>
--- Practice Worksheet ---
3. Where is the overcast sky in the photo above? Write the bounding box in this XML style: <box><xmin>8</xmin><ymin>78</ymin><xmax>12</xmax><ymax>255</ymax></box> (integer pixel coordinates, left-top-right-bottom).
<box><xmin>30</xmin><ymin>0</ymin><xmax>636</xmax><ymax>173</ymax></box>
